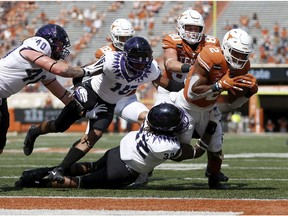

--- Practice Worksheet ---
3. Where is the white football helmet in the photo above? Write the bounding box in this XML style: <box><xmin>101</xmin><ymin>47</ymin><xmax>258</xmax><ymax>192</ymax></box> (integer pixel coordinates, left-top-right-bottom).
<box><xmin>222</xmin><ymin>28</ymin><xmax>253</xmax><ymax>69</ymax></box>
<box><xmin>176</xmin><ymin>9</ymin><xmax>205</xmax><ymax>44</ymax></box>
<box><xmin>109</xmin><ymin>18</ymin><xmax>135</xmax><ymax>51</ymax></box>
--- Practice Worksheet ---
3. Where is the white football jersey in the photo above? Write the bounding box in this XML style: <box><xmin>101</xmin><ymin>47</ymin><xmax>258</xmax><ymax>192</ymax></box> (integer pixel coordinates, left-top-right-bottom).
<box><xmin>0</xmin><ymin>36</ymin><xmax>56</xmax><ymax>98</ymax></box>
<box><xmin>114</xmin><ymin>94</ymin><xmax>149</xmax><ymax>122</ymax></box>
<box><xmin>120</xmin><ymin>121</ymin><xmax>181</xmax><ymax>173</ymax></box>
<box><xmin>90</xmin><ymin>51</ymin><xmax>161</xmax><ymax>104</ymax></box>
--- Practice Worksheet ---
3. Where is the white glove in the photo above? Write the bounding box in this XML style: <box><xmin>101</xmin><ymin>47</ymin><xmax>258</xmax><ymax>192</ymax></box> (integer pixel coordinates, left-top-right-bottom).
<box><xmin>209</xmin><ymin>106</ymin><xmax>222</xmax><ymax>123</ymax></box>
<box><xmin>85</xmin><ymin>102</ymin><xmax>108</xmax><ymax>119</ymax></box>
<box><xmin>82</xmin><ymin>58</ymin><xmax>104</xmax><ymax>76</ymax></box>
<box><xmin>73</xmin><ymin>86</ymin><xmax>88</xmax><ymax>103</ymax></box>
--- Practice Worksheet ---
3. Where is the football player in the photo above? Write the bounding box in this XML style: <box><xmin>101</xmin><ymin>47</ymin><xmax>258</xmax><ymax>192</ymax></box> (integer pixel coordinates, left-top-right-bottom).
<box><xmin>155</xmin><ymin>9</ymin><xmax>220</xmax><ymax>105</ymax></box>
<box><xmin>174</xmin><ymin>28</ymin><xmax>258</xmax><ymax>189</ymax></box>
<box><xmin>16</xmin><ymin>103</ymin><xmax>214</xmax><ymax>189</ymax></box>
<box><xmin>23</xmin><ymin>37</ymin><xmax>185</xmax><ymax>183</ymax></box>
<box><xmin>0</xmin><ymin>24</ymin><xmax>96</xmax><ymax>154</ymax></box>
<box><xmin>92</xmin><ymin>18</ymin><xmax>149</xmax><ymax>125</ymax></box>
<box><xmin>92</xmin><ymin>18</ymin><xmax>150</xmax><ymax>187</ymax></box>
<box><xmin>155</xmin><ymin>9</ymin><xmax>229</xmax><ymax>183</ymax></box>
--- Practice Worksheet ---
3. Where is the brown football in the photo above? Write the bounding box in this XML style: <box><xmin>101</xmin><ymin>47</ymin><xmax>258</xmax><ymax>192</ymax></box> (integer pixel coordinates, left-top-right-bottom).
<box><xmin>227</xmin><ymin>87</ymin><xmax>250</xmax><ymax>104</ymax></box>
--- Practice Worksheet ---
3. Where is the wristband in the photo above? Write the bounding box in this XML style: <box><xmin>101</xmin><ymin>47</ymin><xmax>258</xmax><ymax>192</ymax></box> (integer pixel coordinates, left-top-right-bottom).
<box><xmin>181</xmin><ymin>64</ymin><xmax>191</xmax><ymax>73</ymax></box>
<box><xmin>82</xmin><ymin>68</ymin><xmax>90</xmax><ymax>76</ymax></box>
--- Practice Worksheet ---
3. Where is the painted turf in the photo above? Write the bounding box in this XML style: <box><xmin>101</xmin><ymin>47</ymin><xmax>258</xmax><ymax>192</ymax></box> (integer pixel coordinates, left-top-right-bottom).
<box><xmin>1</xmin><ymin>196</ymin><xmax>288</xmax><ymax>215</ymax></box>
<box><xmin>0</xmin><ymin>209</ymin><xmax>241</xmax><ymax>215</ymax></box>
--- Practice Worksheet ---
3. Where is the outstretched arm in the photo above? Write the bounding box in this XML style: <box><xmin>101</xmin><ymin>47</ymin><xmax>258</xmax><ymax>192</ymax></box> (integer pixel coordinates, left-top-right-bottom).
<box><xmin>21</xmin><ymin>49</ymin><xmax>85</xmax><ymax>78</ymax></box>
<box><xmin>152</xmin><ymin>75</ymin><xmax>184</xmax><ymax>92</ymax></box>
<box><xmin>21</xmin><ymin>49</ymin><xmax>103</xmax><ymax>78</ymax></box>
<box><xmin>42</xmin><ymin>79</ymin><xmax>73</xmax><ymax>105</ymax></box>
<box><xmin>171</xmin><ymin>120</ymin><xmax>217</xmax><ymax>162</ymax></box>
<box><xmin>164</xmin><ymin>48</ymin><xmax>191</xmax><ymax>74</ymax></box>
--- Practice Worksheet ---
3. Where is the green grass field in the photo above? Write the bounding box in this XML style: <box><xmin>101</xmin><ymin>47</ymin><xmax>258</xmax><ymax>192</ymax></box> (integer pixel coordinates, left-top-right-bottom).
<box><xmin>1</xmin><ymin>132</ymin><xmax>288</xmax><ymax>199</ymax></box>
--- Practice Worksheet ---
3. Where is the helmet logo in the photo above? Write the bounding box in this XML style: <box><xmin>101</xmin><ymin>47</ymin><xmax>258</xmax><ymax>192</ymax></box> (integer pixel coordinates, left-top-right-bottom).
<box><xmin>227</xmin><ymin>33</ymin><xmax>235</xmax><ymax>40</ymax></box>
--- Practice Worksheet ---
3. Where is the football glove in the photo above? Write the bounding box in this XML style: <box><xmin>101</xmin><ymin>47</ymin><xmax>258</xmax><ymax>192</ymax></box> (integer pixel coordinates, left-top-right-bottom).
<box><xmin>82</xmin><ymin>57</ymin><xmax>104</xmax><ymax>76</ymax></box>
<box><xmin>217</xmin><ymin>69</ymin><xmax>254</xmax><ymax>92</ymax></box>
<box><xmin>85</xmin><ymin>102</ymin><xmax>108</xmax><ymax>119</ymax></box>
<box><xmin>73</xmin><ymin>86</ymin><xmax>88</xmax><ymax>103</ymax></box>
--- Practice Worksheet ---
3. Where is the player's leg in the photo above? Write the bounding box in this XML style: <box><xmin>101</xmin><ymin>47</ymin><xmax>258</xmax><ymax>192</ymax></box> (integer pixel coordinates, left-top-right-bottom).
<box><xmin>23</xmin><ymin>83</ymin><xmax>98</xmax><ymax>156</ymax></box>
<box><xmin>116</xmin><ymin>96</ymin><xmax>150</xmax><ymax>186</ymax></box>
<box><xmin>116</xmin><ymin>94</ymin><xmax>149</xmax><ymax>125</ymax></box>
<box><xmin>206</xmin><ymin>122</ymin><xmax>228</xmax><ymax>189</ymax></box>
<box><xmin>23</xmin><ymin>99</ymin><xmax>84</xmax><ymax>156</ymax></box>
<box><xmin>80</xmin><ymin>146</ymin><xmax>138</xmax><ymax>189</ymax></box>
<box><xmin>205</xmin><ymin>106</ymin><xmax>229</xmax><ymax>183</ymax></box>
<box><xmin>0</xmin><ymin>98</ymin><xmax>9</xmax><ymax>154</ymax></box>
<box><xmin>154</xmin><ymin>86</ymin><xmax>173</xmax><ymax>105</ymax></box>
<box><xmin>48</xmin><ymin>103</ymin><xmax>115</xmax><ymax>183</ymax></box>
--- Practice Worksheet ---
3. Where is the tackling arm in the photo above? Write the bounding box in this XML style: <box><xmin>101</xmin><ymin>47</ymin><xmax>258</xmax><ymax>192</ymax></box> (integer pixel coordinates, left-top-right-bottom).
<box><xmin>21</xmin><ymin>49</ymin><xmax>85</xmax><ymax>78</ymax></box>
<box><xmin>171</xmin><ymin>120</ymin><xmax>217</xmax><ymax>162</ymax></box>
<box><xmin>164</xmin><ymin>48</ymin><xmax>191</xmax><ymax>73</ymax></box>
<box><xmin>42</xmin><ymin>79</ymin><xmax>73</xmax><ymax>105</ymax></box>
<box><xmin>153</xmin><ymin>75</ymin><xmax>184</xmax><ymax>92</ymax></box>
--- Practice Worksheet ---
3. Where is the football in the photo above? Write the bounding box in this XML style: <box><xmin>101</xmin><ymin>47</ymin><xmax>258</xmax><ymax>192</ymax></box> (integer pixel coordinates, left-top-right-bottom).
<box><xmin>227</xmin><ymin>87</ymin><xmax>250</xmax><ymax>104</ymax></box>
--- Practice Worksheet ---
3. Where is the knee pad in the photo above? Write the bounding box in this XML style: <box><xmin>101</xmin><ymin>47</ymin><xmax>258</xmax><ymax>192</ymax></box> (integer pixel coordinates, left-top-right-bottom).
<box><xmin>68</xmin><ymin>100</ymin><xmax>84</xmax><ymax>115</ymax></box>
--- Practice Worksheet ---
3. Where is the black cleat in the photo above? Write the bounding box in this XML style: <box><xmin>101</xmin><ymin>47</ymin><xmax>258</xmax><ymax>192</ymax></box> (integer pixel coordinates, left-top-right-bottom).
<box><xmin>22</xmin><ymin>167</ymin><xmax>51</xmax><ymax>181</ymax></box>
<box><xmin>48</xmin><ymin>167</ymin><xmax>65</xmax><ymax>184</ymax></box>
<box><xmin>23</xmin><ymin>126</ymin><xmax>39</xmax><ymax>156</ymax></box>
<box><xmin>15</xmin><ymin>176</ymin><xmax>42</xmax><ymax>188</ymax></box>
<box><xmin>205</xmin><ymin>170</ymin><xmax>229</xmax><ymax>182</ymax></box>
<box><xmin>208</xmin><ymin>175</ymin><xmax>228</xmax><ymax>190</ymax></box>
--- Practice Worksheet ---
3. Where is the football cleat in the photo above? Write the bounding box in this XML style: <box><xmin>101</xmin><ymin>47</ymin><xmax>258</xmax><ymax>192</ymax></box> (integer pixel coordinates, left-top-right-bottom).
<box><xmin>48</xmin><ymin>166</ymin><xmax>65</xmax><ymax>184</ymax></box>
<box><xmin>208</xmin><ymin>175</ymin><xmax>228</xmax><ymax>190</ymax></box>
<box><xmin>23</xmin><ymin>126</ymin><xmax>39</xmax><ymax>156</ymax></box>
<box><xmin>22</xmin><ymin>167</ymin><xmax>51</xmax><ymax>181</ymax></box>
<box><xmin>205</xmin><ymin>168</ymin><xmax>229</xmax><ymax>182</ymax></box>
<box><xmin>15</xmin><ymin>176</ymin><xmax>42</xmax><ymax>188</ymax></box>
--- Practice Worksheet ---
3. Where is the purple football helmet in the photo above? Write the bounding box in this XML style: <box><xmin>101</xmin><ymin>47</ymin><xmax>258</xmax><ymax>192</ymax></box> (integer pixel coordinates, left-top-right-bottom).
<box><xmin>35</xmin><ymin>24</ymin><xmax>71</xmax><ymax>60</ymax></box>
<box><xmin>123</xmin><ymin>36</ymin><xmax>153</xmax><ymax>76</ymax></box>
<box><xmin>147</xmin><ymin>103</ymin><xmax>189</xmax><ymax>136</ymax></box>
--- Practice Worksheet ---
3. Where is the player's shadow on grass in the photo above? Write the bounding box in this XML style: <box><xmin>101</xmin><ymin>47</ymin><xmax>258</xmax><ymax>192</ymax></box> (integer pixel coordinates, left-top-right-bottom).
<box><xmin>129</xmin><ymin>183</ymin><xmax>276</xmax><ymax>191</ymax></box>
<box><xmin>127</xmin><ymin>178</ymin><xmax>276</xmax><ymax>191</ymax></box>
<box><xmin>0</xmin><ymin>186</ymin><xmax>23</xmax><ymax>192</ymax></box>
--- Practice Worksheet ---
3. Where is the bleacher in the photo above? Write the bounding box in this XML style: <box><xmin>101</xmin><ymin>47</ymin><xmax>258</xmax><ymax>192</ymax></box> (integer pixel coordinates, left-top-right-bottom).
<box><xmin>211</xmin><ymin>1</ymin><xmax>288</xmax><ymax>62</ymax></box>
<box><xmin>30</xmin><ymin>1</ymin><xmax>198</xmax><ymax>63</ymax></box>
<box><xmin>3</xmin><ymin>1</ymin><xmax>288</xmax><ymax>108</ymax></box>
